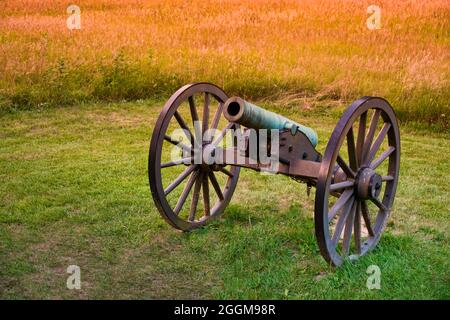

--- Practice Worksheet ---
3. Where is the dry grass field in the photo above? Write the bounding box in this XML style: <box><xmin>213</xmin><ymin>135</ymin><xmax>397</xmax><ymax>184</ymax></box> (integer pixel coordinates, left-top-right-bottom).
<box><xmin>0</xmin><ymin>0</ymin><xmax>449</xmax><ymax>125</ymax></box>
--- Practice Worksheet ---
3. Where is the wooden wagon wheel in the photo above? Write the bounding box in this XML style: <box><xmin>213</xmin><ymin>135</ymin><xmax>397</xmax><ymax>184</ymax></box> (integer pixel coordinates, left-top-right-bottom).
<box><xmin>148</xmin><ymin>83</ymin><xmax>240</xmax><ymax>231</ymax></box>
<box><xmin>315</xmin><ymin>97</ymin><xmax>400</xmax><ymax>266</ymax></box>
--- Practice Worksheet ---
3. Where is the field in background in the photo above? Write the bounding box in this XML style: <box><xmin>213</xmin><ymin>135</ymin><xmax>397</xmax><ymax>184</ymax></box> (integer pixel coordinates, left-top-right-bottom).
<box><xmin>0</xmin><ymin>0</ymin><xmax>449</xmax><ymax>126</ymax></box>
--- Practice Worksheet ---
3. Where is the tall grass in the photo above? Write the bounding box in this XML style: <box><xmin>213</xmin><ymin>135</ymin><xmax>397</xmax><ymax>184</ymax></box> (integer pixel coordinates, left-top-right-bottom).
<box><xmin>0</xmin><ymin>0</ymin><xmax>448</xmax><ymax>125</ymax></box>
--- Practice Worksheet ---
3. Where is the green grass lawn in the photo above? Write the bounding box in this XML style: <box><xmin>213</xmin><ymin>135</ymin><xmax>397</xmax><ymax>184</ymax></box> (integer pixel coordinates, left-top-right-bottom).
<box><xmin>0</xmin><ymin>99</ymin><xmax>449</xmax><ymax>299</ymax></box>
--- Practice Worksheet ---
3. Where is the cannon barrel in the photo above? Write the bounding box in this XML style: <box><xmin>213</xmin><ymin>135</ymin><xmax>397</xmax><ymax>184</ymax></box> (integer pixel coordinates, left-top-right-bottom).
<box><xmin>223</xmin><ymin>97</ymin><xmax>318</xmax><ymax>147</ymax></box>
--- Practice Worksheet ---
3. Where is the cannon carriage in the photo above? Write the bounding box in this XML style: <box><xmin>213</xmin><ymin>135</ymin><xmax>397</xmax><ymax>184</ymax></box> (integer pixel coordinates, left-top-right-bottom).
<box><xmin>148</xmin><ymin>83</ymin><xmax>400</xmax><ymax>266</ymax></box>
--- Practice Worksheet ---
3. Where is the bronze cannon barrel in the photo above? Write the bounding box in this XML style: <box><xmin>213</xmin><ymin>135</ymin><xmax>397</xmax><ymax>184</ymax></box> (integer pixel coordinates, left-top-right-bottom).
<box><xmin>223</xmin><ymin>97</ymin><xmax>318</xmax><ymax>146</ymax></box>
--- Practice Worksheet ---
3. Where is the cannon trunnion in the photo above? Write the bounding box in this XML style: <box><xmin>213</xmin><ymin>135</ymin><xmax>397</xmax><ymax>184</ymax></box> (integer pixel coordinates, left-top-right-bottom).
<box><xmin>148</xmin><ymin>83</ymin><xmax>400</xmax><ymax>267</ymax></box>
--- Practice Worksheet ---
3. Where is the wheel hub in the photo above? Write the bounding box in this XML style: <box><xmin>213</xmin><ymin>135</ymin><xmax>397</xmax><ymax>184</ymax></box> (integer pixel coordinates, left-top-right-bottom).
<box><xmin>356</xmin><ymin>168</ymin><xmax>382</xmax><ymax>200</ymax></box>
<box><xmin>201</xmin><ymin>143</ymin><xmax>216</xmax><ymax>166</ymax></box>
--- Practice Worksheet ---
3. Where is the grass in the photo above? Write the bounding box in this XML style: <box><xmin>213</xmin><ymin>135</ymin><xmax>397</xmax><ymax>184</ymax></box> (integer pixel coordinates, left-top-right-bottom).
<box><xmin>0</xmin><ymin>99</ymin><xmax>449</xmax><ymax>299</ymax></box>
<box><xmin>1</xmin><ymin>0</ymin><xmax>449</xmax><ymax>126</ymax></box>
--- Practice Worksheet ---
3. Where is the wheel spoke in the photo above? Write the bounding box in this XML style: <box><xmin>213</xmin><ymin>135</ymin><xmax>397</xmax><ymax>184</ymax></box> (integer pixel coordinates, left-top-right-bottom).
<box><xmin>164</xmin><ymin>135</ymin><xmax>192</xmax><ymax>154</ymax></box>
<box><xmin>370</xmin><ymin>146</ymin><xmax>395</xmax><ymax>170</ymax></box>
<box><xmin>370</xmin><ymin>197</ymin><xmax>388</xmax><ymax>212</ymax></box>
<box><xmin>210</xmin><ymin>122</ymin><xmax>234</xmax><ymax>149</ymax></box>
<box><xmin>332</xmin><ymin>199</ymin><xmax>354</xmax><ymax>246</ymax></box>
<box><xmin>211</xmin><ymin>102</ymin><xmax>223</xmax><ymax>131</ymax></box>
<box><xmin>202</xmin><ymin>93</ymin><xmax>210</xmax><ymax>135</ymax></box>
<box><xmin>330</xmin><ymin>180</ymin><xmax>354</xmax><ymax>192</ymax></box>
<box><xmin>219</xmin><ymin>166</ymin><xmax>234</xmax><ymax>178</ymax></box>
<box><xmin>209</xmin><ymin>171</ymin><xmax>224</xmax><ymax>201</ymax></box>
<box><xmin>362</xmin><ymin>109</ymin><xmax>381</xmax><ymax>163</ymax></box>
<box><xmin>347</xmin><ymin>126</ymin><xmax>358</xmax><ymax>170</ymax></box>
<box><xmin>337</xmin><ymin>155</ymin><xmax>355</xmax><ymax>178</ymax></box>
<box><xmin>161</xmin><ymin>157</ymin><xmax>192</xmax><ymax>168</ymax></box>
<box><xmin>174</xmin><ymin>111</ymin><xmax>195</xmax><ymax>147</ymax></box>
<box><xmin>188</xmin><ymin>96</ymin><xmax>202</xmax><ymax>147</ymax></box>
<box><xmin>188</xmin><ymin>96</ymin><xmax>199</xmax><ymax>123</ymax></box>
<box><xmin>356</xmin><ymin>111</ymin><xmax>367</xmax><ymax>166</ymax></box>
<box><xmin>173</xmin><ymin>169</ymin><xmax>199</xmax><ymax>215</ymax></box>
<box><xmin>207</xmin><ymin>101</ymin><xmax>223</xmax><ymax>142</ymax></box>
<box><xmin>328</xmin><ymin>189</ymin><xmax>354</xmax><ymax>221</ymax></box>
<box><xmin>365</xmin><ymin>122</ymin><xmax>391</xmax><ymax>165</ymax></box>
<box><xmin>354</xmin><ymin>201</ymin><xmax>361</xmax><ymax>254</ymax></box>
<box><xmin>202</xmin><ymin>174</ymin><xmax>210</xmax><ymax>216</ymax></box>
<box><xmin>188</xmin><ymin>172</ymin><xmax>202</xmax><ymax>221</ymax></box>
<box><xmin>164</xmin><ymin>165</ymin><xmax>196</xmax><ymax>196</ymax></box>
<box><xmin>361</xmin><ymin>200</ymin><xmax>374</xmax><ymax>236</ymax></box>
<box><xmin>342</xmin><ymin>200</ymin><xmax>356</xmax><ymax>256</ymax></box>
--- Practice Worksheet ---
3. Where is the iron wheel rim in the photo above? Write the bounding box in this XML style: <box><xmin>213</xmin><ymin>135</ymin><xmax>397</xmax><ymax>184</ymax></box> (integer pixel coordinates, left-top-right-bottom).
<box><xmin>149</xmin><ymin>83</ymin><xmax>240</xmax><ymax>231</ymax></box>
<box><xmin>315</xmin><ymin>97</ymin><xmax>400</xmax><ymax>266</ymax></box>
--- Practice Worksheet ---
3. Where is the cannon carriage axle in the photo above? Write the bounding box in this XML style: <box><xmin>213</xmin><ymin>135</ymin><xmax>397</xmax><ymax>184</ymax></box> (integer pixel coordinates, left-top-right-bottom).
<box><xmin>148</xmin><ymin>83</ymin><xmax>400</xmax><ymax>266</ymax></box>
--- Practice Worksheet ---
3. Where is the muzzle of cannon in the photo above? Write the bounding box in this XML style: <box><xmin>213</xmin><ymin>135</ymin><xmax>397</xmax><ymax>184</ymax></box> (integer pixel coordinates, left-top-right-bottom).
<box><xmin>223</xmin><ymin>97</ymin><xmax>318</xmax><ymax>147</ymax></box>
<box><xmin>149</xmin><ymin>82</ymin><xmax>401</xmax><ymax>267</ymax></box>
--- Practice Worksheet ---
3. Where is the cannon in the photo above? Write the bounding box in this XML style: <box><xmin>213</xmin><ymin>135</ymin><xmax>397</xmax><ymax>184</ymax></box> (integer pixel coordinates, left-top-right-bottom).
<box><xmin>148</xmin><ymin>83</ymin><xmax>400</xmax><ymax>266</ymax></box>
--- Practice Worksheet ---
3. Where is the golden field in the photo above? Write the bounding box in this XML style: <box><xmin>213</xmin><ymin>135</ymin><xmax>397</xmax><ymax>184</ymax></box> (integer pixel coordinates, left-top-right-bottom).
<box><xmin>0</xmin><ymin>0</ymin><xmax>449</xmax><ymax>124</ymax></box>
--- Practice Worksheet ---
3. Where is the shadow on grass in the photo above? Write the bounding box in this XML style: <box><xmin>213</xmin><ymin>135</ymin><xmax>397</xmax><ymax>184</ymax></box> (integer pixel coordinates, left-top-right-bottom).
<box><xmin>177</xmin><ymin>205</ymin><xmax>449</xmax><ymax>299</ymax></box>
